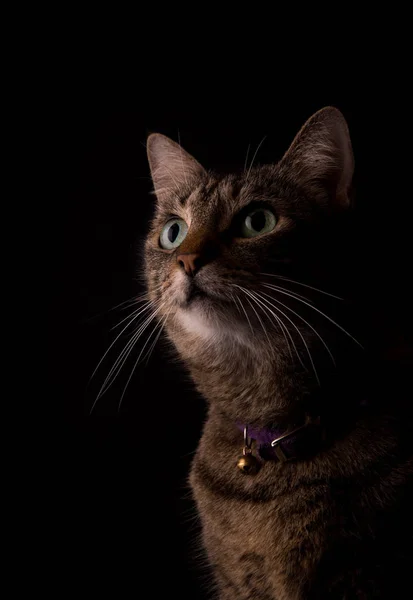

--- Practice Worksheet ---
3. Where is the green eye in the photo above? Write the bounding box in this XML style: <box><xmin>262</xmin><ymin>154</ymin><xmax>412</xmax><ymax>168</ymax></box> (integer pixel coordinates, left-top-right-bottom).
<box><xmin>241</xmin><ymin>208</ymin><xmax>277</xmax><ymax>238</ymax></box>
<box><xmin>159</xmin><ymin>218</ymin><xmax>188</xmax><ymax>249</ymax></box>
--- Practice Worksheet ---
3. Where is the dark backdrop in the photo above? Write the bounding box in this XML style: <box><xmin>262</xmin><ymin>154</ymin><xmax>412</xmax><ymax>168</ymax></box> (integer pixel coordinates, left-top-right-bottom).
<box><xmin>54</xmin><ymin>75</ymin><xmax>412</xmax><ymax>598</ymax></box>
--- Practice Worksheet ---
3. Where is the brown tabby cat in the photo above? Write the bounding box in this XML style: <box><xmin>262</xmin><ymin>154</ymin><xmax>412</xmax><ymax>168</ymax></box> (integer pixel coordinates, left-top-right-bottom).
<box><xmin>145</xmin><ymin>108</ymin><xmax>413</xmax><ymax>599</ymax></box>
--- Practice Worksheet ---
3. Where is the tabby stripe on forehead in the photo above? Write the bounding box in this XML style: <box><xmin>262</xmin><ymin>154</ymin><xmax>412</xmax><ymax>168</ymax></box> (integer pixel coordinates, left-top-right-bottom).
<box><xmin>177</xmin><ymin>192</ymin><xmax>192</xmax><ymax>206</ymax></box>
<box><xmin>178</xmin><ymin>181</ymin><xmax>218</xmax><ymax>206</ymax></box>
<box><xmin>204</xmin><ymin>179</ymin><xmax>221</xmax><ymax>196</ymax></box>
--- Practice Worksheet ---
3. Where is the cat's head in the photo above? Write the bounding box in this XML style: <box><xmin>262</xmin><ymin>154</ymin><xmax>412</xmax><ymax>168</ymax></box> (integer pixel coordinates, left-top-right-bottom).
<box><xmin>144</xmin><ymin>107</ymin><xmax>355</xmax><ymax>411</ymax></box>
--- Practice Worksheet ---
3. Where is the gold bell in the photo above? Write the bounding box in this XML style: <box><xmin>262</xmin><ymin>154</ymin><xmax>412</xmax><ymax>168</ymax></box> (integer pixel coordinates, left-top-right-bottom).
<box><xmin>237</xmin><ymin>451</ymin><xmax>260</xmax><ymax>475</ymax></box>
<box><xmin>237</xmin><ymin>426</ymin><xmax>260</xmax><ymax>475</ymax></box>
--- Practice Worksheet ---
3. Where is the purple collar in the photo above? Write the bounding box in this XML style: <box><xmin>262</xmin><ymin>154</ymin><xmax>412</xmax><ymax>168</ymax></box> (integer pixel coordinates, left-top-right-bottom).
<box><xmin>237</xmin><ymin>399</ymin><xmax>371</xmax><ymax>464</ymax></box>
<box><xmin>237</xmin><ymin>414</ymin><xmax>323</xmax><ymax>462</ymax></box>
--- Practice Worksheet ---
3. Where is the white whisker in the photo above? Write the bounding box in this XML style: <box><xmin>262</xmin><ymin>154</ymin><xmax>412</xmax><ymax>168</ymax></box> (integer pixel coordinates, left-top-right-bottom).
<box><xmin>243</xmin><ymin>288</ymin><xmax>298</xmax><ymax>365</ymax></box>
<box><xmin>85</xmin><ymin>293</ymin><xmax>150</xmax><ymax>323</ymax></box>
<box><xmin>260</xmin><ymin>289</ymin><xmax>336</xmax><ymax>366</ymax></box>
<box><xmin>118</xmin><ymin>306</ymin><xmax>171</xmax><ymax>411</ymax></box>
<box><xmin>230</xmin><ymin>292</ymin><xmax>243</xmax><ymax>317</ymax></box>
<box><xmin>238</xmin><ymin>288</ymin><xmax>272</xmax><ymax>347</ymax></box>
<box><xmin>98</xmin><ymin>320</ymin><xmax>150</xmax><ymax>395</ymax></box>
<box><xmin>234</xmin><ymin>284</ymin><xmax>294</xmax><ymax>363</ymax></box>
<box><xmin>252</xmin><ymin>289</ymin><xmax>319</xmax><ymax>382</ymax></box>
<box><xmin>110</xmin><ymin>301</ymin><xmax>153</xmax><ymax>331</ymax></box>
<box><xmin>89</xmin><ymin>302</ymin><xmax>166</xmax><ymax>414</ymax></box>
<box><xmin>261</xmin><ymin>273</ymin><xmax>343</xmax><ymax>300</ymax></box>
<box><xmin>259</xmin><ymin>281</ymin><xmax>313</xmax><ymax>304</ymax></box>
<box><xmin>89</xmin><ymin>303</ymin><xmax>158</xmax><ymax>386</ymax></box>
<box><xmin>98</xmin><ymin>304</ymin><xmax>165</xmax><ymax>395</ymax></box>
<box><xmin>246</xmin><ymin>135</ymin><xmax>267</xmax><ymax>180</ymax></box>
<box><xmin>234</xmin><ymin>294</ymin><xmax>254</xmax><ymax>336</ymax></box>
<box><xmin>143</xmin><ymin>305</ymin><xmax>173</xmax><ymax>366</ymax></box>
<box><xmin>263</xmin><ymin>283</ymin><xmax>363</xmax><ymax>348</ymax></box>
<box><xmin>244</xmin><ymin>143</ymin><xmax>251</xmax><ymax>173</ymax></box>
<box><xmin>110</xmin><ymin>284</ymin><xmax>165</xmax><ymax>330</ymax></box>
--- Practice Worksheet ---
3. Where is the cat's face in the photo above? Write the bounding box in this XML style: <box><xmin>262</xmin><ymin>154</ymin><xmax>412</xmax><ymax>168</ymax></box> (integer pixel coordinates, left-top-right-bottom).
<box><xmin>145</xmin><ymin>107</ymin><xmax>354</xmax><ymax>366</ymax></box>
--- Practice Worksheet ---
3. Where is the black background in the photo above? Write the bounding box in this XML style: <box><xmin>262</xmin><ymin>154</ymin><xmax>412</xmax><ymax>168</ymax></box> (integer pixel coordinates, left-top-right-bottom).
<box><xmin>52</xmin><ymin>64</ymin><xmax>412</xmax><ymax>598</ymax></box>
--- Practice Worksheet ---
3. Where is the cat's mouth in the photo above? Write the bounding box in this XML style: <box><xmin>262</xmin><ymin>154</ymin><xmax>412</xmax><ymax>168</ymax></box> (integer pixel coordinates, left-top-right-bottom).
<box><xmin>181</xmin><ymin>280</ymin><xmax>229</xmax><ymax>308</ymax></box>
<box><xmin>175</xmin><ymin>272</ymin><xmax>235</xmax><ymax>309</ymax></box>
<box><xmin>185</xmin><ymin>282</ymin><xmax>208</xmax><ymax>304</ymax></box>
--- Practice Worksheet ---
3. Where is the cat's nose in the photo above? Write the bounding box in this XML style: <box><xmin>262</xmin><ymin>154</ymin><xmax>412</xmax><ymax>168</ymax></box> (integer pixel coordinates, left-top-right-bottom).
<box><xmin>177</xmin><ymin>253</ymin><xmax>201</xmax><ymax>276</ymax></box>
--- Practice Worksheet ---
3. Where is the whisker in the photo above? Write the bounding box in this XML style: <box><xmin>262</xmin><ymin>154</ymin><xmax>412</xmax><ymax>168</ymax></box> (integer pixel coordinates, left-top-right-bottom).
<box><xmin>110</xmin><ymin>285</ymin><xmax>166</xmax><ymax>330</ymax></box>
<box><xmin>234</xmin><ymin>284</ymin><xmax>294</xmax><ymax>362</ymax></box>
<box><xmin>259</xmin><ymin>281</ymin><xmax>313</xmax><ymax>304</ymax></box>
<box><xmin>98</xmin><ymin>320</ymin><xmax>149</xmax><ymax>396</ymax></box>
<box><xmin>259</xmin><ymin>289</ymin><xmax>336</xmax><ymax>366</ymax></box>
<box><xmin>143</xmin><ymin>324</ymin><xmax>164</xmax><ymax>367</ymax></box>
<box><xmin>246</xmin><ymin>135</ymin><xmax>267</xmax><ymax>180</ymax></box>
<box><xmin>84</xmin><ymin>293</ymin><xmax>151</xmax><ymax>323</ymax></box>
<box><xmin>263</xmin><ymin>283</ymin><xmax>363</xmax><ymax>348</ymax></box>
<box><xmin>97</xmin><ymin>304</ymin><xmax>165</xmax><ymax>398</ymax></box>
<box><xmin>252</xmin><ymin>289</ymin><xmax>319</xmax><ymax>382</ymax></box>
<box><xmin>260</xmin><ymin>273</ymin><xmax>343</xmax><ymax>300</ymax></box>
<box><xmin>118</xmin><ymin>299</ymin><xmax>148</xmax><ymax>313</ymax></box>
<box><xmin>244</xmin><ymin>288</ymin><xmax>298</xmax><ymax>366</ymax></box>
<box><xmin>116</xmin><ymin>324</ymin><xmax>161</xmax><ymax>412</ymax></box>
<box><xmin>118</xmin><ymin>283</ymin><xmax>165</xmax><ymax>309</ymax></box>
<box><xmin>110</xmin><ymin>301</ymin><xmax>153</xmax><ymax>331</ymax></box>
<box><xmin>230</xmin><ymin>292</ymin><xmax>243</xmax><ymax>317</ymax></box>
<box><xmin>89</xmin><ymin>302</ymin><xmax>158</xmax><ymax>385</ymax></box>
<box><xmin>118</xmin><ymin>306</ymin><xmax>171</xmax><ymax>412</ymax></box>
<box><xmin>234</xmin><ymin>294</ymin><xmax>254</xmax><ymax>336</ymax></box>
<box><xmin>143</xmin><ymin>305</ymin><xmax>173</xmax><ymax>366</ymax></box>
<box><xmin>238</xmin><ymin>288</ymin><xmax>273</xmax><ymax>347</ymax></box>
<box><xmin>89</xmin><ymin>302</ymin><xmax>166</xmax><ymax>414</ymax></box>
<box><xmin>243</xmin><ymin>143</ymin><xmax>251</xmax><ymax>173</ymax></box>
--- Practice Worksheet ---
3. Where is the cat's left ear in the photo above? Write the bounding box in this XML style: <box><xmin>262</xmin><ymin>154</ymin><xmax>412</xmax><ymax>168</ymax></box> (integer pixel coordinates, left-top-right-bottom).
<box><xmin>147</xmin><ymin>134</ymin><xmax>206</xmax><ymax>200</ymax></box>
<box><xmin>279</xmin><ymin>107</ymin><xmax>354</xmax><ymax>209</ymax></box>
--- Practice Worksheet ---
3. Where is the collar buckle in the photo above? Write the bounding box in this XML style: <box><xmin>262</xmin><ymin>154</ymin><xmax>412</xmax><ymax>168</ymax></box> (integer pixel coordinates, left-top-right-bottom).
<box><xmin>270</xmin><ymin>414</ymin><xmax>321</xmax><ymax>461</ymax></box>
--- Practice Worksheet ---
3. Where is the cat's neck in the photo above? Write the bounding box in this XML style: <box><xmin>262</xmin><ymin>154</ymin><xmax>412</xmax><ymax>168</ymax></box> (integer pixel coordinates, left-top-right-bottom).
<box><xmin>170</xmin><ymin>320</ymin><xmax>312</xmax><ymax>426</ymax></box>
<box><xmin>168</xmin><ymin>312</ymin><xmax>410</xmax><ymax>430</ymax></box>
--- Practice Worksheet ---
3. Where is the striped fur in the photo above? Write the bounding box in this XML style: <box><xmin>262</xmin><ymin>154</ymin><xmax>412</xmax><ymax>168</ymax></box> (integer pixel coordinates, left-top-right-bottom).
<box><xmin>145</xmin><ymin>108</ymin><xmax>413</xmax><ymax>598</ymax></box>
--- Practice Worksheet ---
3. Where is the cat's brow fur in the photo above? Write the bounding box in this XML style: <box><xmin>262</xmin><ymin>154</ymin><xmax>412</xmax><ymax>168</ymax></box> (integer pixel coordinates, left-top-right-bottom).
<box><xmin>145</xmin><ymin>107</ymin><xmax>413</xmax><ymax>599</ymax></box>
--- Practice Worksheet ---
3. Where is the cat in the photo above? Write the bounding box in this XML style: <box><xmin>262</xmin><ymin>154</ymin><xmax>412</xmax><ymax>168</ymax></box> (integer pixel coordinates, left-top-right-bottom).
<box><xmin>144</xmin><ymin>107</ymin><xmax>413</xmax><ymax>599</ymax></box>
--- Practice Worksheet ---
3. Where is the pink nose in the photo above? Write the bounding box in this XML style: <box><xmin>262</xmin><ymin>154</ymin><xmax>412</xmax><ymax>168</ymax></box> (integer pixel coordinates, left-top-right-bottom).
<box><xmin>177</xmin><ymin>253</ymin><xmax>201</xmax><ymax>276</ymax></box>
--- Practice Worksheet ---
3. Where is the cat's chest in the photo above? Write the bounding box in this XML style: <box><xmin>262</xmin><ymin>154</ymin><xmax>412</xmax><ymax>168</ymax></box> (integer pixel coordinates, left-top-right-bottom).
<box><xmin>198</xmin><ymin>494</ymin><xmax>316</xmax><ymax>600</ymax></box>
<box><xmin>191</xmin><ymin>463</ymin><xmax>326</xmax><ymax>600</ymax></box>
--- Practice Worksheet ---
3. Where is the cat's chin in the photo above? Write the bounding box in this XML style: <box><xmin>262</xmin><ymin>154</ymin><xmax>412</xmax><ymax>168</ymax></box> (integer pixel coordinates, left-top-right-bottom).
<box><xmin>175</xmin><ymin>300</ymin><xmax>251</xmax><ymax>346</ymax></box>
<box><xmin>177</xmin><ymin>280</ymin><xmax>230</xmax><ymax>308</ymax></box>
<box><xmin>185</xmin><ymin>285</ymin><xmax>208</xmax><ymax>304</ymax></box>
<box><xmin>177</xmin><ymin>291</ymin><xmax>220</xmax><ymax>320</ymax></box>
<box><xmin>169</xmin><ymin>273</ymin><xmax>250</xmax><ymax>342</ymax></box>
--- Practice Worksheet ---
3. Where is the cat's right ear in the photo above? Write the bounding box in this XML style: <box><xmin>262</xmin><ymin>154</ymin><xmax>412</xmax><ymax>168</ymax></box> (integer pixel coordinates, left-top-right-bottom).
<box><xmin>147</xmin><ymin>134</ymin><xmax>206</xmax><ymax>200</ymax></box>
<box><xmin>278</xmin><ymin>107</ymin><xmax>354</xmax><ymax>209</ymax></box>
